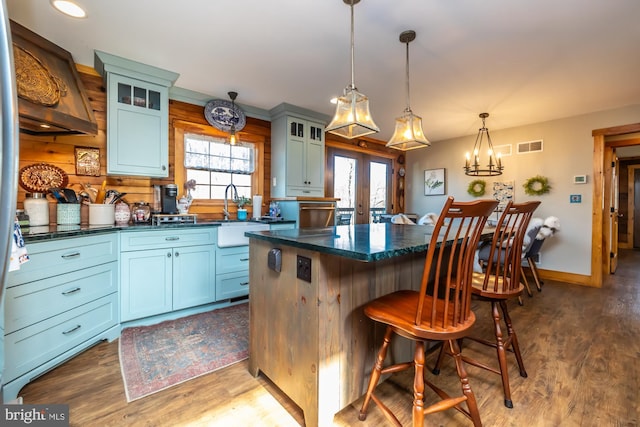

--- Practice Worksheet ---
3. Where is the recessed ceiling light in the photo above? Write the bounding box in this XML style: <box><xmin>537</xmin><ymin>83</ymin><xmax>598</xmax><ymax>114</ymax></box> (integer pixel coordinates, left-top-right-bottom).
<box><xmin>51</xmin><ymin>0</ymin><xmax>87</xmax><ymax>18</ymax></box>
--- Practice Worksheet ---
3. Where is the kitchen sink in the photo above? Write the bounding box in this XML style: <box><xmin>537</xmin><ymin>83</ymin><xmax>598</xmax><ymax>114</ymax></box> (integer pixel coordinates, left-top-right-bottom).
<box><xmin>217</xmin><ymin>221</ymin><xmax>269</xmax><ymax>247</ymax></box>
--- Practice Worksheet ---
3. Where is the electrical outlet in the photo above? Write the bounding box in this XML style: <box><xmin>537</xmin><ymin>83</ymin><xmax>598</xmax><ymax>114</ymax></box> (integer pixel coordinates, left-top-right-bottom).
<box><xmin>297</xmin><ymin>255</ymin><xmax>311</xmax><ymax>282</ymax></box>
<box><xmin>272</xmin><ymin>176</ymin><xmax>277</xmax><ymax>187</ymax></box>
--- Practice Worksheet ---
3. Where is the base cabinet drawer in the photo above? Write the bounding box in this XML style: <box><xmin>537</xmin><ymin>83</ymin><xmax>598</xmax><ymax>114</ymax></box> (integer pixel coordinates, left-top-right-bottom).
<box><xmin>216</xmin><ymin>246</ymin><xmax>250</xmax><ymax>275</ymax></box>
<box><xmin>5</xmin><ymin>262</ymin><xmax>117</xmax><ymax>334</ymax></box>
<box><xmin>8</xmin><ymin>233</ymin><xmax>117</xmax><ymax>286</ymax></box>
<box><xmin>216</xmin><ymin>271</ymin><xmax>250</xmax><ymax>300</ymax></box>
<box><xmin>4</xmin><ymin>293</ymin><xmax>119</xmax><ymax>383</ymax></box>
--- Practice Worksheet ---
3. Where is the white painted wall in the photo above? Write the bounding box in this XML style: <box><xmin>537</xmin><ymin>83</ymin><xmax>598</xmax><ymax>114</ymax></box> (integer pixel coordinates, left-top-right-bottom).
<box><xmin>405</xmin><ymin>104</ymin><xmax>640</xmax><ymax>276</ymax></box>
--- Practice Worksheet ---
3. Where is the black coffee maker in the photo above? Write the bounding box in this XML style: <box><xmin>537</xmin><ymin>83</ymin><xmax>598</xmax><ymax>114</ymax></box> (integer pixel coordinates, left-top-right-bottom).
<box><xmin>161</xmin><ymin>184</ymin><xmax>178</xmax><ymax>214</ymax></box>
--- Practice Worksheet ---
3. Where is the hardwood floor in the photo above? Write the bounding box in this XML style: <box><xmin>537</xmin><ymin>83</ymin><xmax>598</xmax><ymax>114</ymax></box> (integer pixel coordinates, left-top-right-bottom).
<box><xmin>17</xmin><ymin>250</ymin><xmax>640</xmax><ymax>426</ymax></box>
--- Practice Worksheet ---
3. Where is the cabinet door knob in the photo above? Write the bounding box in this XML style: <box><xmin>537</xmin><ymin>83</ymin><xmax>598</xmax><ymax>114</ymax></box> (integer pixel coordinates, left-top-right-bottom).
<box><xmin>174</xmin><ymin>251</ymin><xmax>179</xmax><ymax>257</ymax></box>
<box><xmin>167</xmin><ymin>252</ymin><xmax>172</xmax><ymax>258</ymax></box>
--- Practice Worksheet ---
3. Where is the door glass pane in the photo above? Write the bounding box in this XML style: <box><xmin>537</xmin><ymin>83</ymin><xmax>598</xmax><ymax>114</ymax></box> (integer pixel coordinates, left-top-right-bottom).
<box><xmin>369</xmin><ymin>162</ymin><xmax>388</xmax><ymax>223</ymax></box>
<box><xmin>334</xmin><ymin>156</ymin><xmax>356</xmax><ymax>225</ymax></box>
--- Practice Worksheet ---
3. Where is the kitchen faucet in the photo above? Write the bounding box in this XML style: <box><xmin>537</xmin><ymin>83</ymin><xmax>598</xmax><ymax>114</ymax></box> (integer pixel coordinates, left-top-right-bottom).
<box><xmin>223</xmin><ymin>183</ymin><xmax>239</xmax><ymax>221</ymax></box>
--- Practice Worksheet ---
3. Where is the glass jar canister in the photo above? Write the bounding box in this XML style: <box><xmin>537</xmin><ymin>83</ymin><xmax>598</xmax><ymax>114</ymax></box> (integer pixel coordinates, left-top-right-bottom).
<box><xmin>132</xmin><ymin>202</ymin><xmax>151</xmax><ymax>223</ymax></box>
<box><xmin>23</xmin><ymin>193</ymin><xmax>49</xmax><ymax>226</ymax></box>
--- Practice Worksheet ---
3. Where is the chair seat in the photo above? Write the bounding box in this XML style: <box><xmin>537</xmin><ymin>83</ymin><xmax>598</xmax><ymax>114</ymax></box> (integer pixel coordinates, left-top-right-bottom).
<box><xmin>471</xmin><ymin>272</ymin><xmax>524</xmax><ymax>299</ymax></box>
<box><xmin>364</xmin><ymin>289</ymin><xmax>476</xmax><ymax>341</ymax></box>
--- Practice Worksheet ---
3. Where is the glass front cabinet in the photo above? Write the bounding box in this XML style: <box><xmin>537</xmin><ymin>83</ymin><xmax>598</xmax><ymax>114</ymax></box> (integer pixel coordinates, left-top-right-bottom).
<box><xmin>94</xmin><ymin>50</ymin><xmax>179</xmax><ymax>178</ymax></box>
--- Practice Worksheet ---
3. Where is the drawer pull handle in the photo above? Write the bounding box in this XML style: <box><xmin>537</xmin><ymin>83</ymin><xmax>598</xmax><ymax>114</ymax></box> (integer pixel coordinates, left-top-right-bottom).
<box><xmin>62</xmin><ymin>324</ymin><xmax>82</xmax><ymax>335</ymax></box>
<box><xmin>165</xmin><ymin>236</ymin><xmax>180</xmax><ymax>241</ymax></box>
<box><xmin>61</xmin><ymin>252</ymin><xmax>81</xmax><ymax>259</ymax></box>
<box><xmin>240</xmin><ymin>282</ymin><xmax>249</xmax><ymax>286</ymax></box>
<box><xmin>62</xmin><ymin>287</ymin><xmax>81</xmax><ymax>295</ymax></box>
<box><xmin>240</xmin><ymin>258</ymin><xmax>249</xmax><ymax>262</ymax></box>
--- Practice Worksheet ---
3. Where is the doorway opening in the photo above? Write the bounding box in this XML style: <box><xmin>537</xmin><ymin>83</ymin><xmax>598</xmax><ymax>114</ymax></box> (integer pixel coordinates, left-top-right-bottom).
<box><xmin>328</xmin><ymin>147</ymin><xmax>392</xmax><ymax>225</ymax></box>
<box><xmin>592</xmin><ymin>124</ymin><xmax>640</xmax><ymax>287</ymax></box>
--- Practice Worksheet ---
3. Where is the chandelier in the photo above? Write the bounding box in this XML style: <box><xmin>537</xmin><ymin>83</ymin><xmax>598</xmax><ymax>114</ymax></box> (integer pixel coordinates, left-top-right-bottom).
<box><xmin>464</xmin><ymin>113</ymin><xmax>503</xmax><ymax>176</ymax></box>
<box><xmin>386</xmin><ymin>30</ymin><xmax>430</xmax><ymax>151</ymax></box>
<box><xmin>325</xmin><ymin>0</ymin><xmax>379</xmax><ymax>139</ymax></box>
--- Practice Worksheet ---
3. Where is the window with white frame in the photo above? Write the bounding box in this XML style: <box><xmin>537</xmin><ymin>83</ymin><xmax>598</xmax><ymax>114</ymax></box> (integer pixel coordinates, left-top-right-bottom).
<box><xmin>184</xmin><ymin>133</ymin><xmax>255</xmax><ymax>200</ymax></box>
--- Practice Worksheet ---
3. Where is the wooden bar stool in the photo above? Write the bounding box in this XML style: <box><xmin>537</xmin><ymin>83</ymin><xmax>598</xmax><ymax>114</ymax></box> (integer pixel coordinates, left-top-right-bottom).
<box><xmin>358</xmin><ymin>197</ymin><xmax>498</xmax><ymax>427</ymax></box>
<box><xmin>434</xmin><ymin>200</ymin><xmax>540</xmax><ymax>409</ymax></box>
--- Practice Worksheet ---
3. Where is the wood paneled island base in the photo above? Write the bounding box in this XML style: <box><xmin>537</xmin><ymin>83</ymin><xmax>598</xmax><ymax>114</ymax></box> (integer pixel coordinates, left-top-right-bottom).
<box><xmin>249</xmin><ymin>237</ymin><xmax>427</xmax><ymax>427</ymax></box>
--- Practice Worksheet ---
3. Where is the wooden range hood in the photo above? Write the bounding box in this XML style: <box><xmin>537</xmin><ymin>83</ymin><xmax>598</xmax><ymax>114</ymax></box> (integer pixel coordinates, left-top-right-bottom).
<box><xmin>10</xmin><ymin>20</ymin><xmax>97</xmax><ymax>136</ymax></box>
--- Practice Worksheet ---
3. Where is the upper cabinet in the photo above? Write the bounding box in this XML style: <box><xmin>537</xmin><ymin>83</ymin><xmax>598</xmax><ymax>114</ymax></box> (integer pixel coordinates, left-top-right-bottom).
<box><xmin>94</xmin><ymin>51</ymin><xmax>179</xmax><ymax>177</ymax></box>
<box><xmin>270</xmin><ymin>103</ymin><xmax>328</xmax><ymax>198</ymax></box>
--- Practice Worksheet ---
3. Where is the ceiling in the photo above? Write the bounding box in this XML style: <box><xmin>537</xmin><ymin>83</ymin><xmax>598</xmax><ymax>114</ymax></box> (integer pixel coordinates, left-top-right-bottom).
<box><xmin>7</xmin><ymin>0</ymin><xmax>640</xmax><ymax>142</ymax></box>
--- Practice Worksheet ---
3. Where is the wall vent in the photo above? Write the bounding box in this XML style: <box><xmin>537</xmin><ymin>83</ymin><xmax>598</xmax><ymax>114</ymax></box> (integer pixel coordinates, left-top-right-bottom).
<box><xmin>517</xmin><ymin>139</ymin><xmax>543</xmax><ymax>154</ymax></box>
<box><xmin>493</xmin><ymin>144</ymin><xmax>512</xmax><ymax>157</ymax></box>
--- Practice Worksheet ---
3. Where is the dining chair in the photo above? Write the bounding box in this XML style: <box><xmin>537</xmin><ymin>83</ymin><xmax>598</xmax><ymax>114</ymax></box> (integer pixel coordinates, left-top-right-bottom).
<box><xmin>434</xmin><ymin>200</ymin><xmax>540</xmax><ymax>409</ymax></box>
<box><xmin>358</xmin><ymin>196</ymin><xmax>498</xmax><ymax>427</ymax></box>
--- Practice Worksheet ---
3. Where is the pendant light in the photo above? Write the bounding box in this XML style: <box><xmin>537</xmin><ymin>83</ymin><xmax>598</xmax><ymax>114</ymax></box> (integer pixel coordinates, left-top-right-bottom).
<box><xmin>386</xmin><ymin>30</ymin><xmax>430</xmax><ymax>151</ymax></box>
<box><xmin>228</xmin><ymin>91</ymin><xmax>238</xmax><ymax>145</ymax></box>
<box><xmin>325</xmin><ymin>0</ymin><xmax>379</xmax><ymax>139</ymax></box>
<box><xmin>464</xmin><ymin>113</ymin><xmax>503</xmax><ymax>176</ymax></box>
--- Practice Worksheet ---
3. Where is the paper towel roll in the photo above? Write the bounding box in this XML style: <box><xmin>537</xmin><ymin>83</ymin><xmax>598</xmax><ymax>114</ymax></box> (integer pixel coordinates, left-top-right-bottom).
<box><xmin>252</xmin><ymin>195</ymin><xmax>262</xmax><ymax>218</ymax></box>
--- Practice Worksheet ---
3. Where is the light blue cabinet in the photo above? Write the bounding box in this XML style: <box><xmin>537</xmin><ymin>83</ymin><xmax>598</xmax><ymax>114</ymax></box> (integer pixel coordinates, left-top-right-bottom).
<box><xmin>270</xmin><ymin>103</ymin><xmax>327</xmax><ymax>198</ymax></box>
<box><xmin>120</xmin><ymin>228</ymin><xmax>216</xmax><ymax>322</ymax></box>
<box><xmin>215</xmin><ymin>246</ymin><xmax>250</xmax><ymax>300</ymax></box>
<box><xmin>106</xmin><ymin>74</ymin><xmax>169</xmax><ymax>177</ymax></box>
<box><xmin>3</xmin><ymin>233</ymin><xmax>119</xmax><ymax>402</ymax></box>
<box><xmin>94</xmin><ymin>50</ymin><xmax>179</xmax><ymax>178</ymax></box>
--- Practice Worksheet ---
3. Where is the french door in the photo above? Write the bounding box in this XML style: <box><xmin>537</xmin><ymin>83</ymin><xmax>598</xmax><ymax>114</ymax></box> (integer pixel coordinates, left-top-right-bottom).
<box><xmin>328</xmin><ymin>147</ymin><xmax>392</xmax><ymax>225</ymax></box>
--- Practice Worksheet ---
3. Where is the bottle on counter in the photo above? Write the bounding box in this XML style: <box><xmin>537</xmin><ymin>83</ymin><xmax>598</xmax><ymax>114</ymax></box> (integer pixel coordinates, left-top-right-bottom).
<box><xmin>23</xmin><ymin>192</ymin><xmax>49</xmax><ymax>226</ymax></box>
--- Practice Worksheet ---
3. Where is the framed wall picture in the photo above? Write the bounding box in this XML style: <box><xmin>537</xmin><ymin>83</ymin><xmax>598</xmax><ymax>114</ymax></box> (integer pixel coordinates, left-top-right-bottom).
<box><xmin>75</xmin><ymin>146</ymin><xmax>100</xmax><ymax>176</ymax></box>
<box><xmin>424</xmin><ymin>168</ymin><xmax>446</xmax><ymax>196</ymax></box>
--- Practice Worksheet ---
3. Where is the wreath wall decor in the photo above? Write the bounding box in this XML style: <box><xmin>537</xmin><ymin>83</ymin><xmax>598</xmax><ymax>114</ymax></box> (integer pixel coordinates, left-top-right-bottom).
<box><xmin>523</xmin><ymin>175</ymin><xmax>551</xmax><ymax>196</ymax></box>
<box><xmin>467</xmin><ymin>179</ymin><xmax>486</xmax><ymax>197</ymax></box>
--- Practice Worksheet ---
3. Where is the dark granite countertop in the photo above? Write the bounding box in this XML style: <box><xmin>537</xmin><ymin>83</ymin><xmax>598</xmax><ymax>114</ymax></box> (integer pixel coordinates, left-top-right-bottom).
<box><xmin>21</xmin><ymin>218</ymin><xmax>296</xmax><ymax>242</ymax></box>
<box><xmin>246</xmin><ymin>223</ymin><xmax>437</xmax><ymax>262</ymax></box>
<box><xmin>246</xmin><ymin>223</ymin><xmax>496</xmax><ymax>262</ymax></box>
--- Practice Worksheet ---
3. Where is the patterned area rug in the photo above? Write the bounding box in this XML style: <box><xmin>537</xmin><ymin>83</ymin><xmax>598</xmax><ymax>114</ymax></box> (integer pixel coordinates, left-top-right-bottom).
<box><xmin>119</xmin><ymin>303</ymin><xmax>249</xmax><ymax>402</ymax></box>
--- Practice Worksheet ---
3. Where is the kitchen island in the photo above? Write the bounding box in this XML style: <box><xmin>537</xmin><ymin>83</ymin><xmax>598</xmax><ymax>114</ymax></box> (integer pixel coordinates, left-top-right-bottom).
<box><xmin>247</xmin><ymin>223</ymin><xmax>484</xmax><ymax>427</ymax></box>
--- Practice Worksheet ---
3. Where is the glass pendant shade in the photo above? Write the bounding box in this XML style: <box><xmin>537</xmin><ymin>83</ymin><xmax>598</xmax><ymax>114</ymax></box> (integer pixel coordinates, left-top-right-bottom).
<box><xmin>325</xmin><ymin>86</ymin><xmax>379</xmax><ymax>139</ymax></box>
<box><xmin>326</xmin><ymin>0</ymin><xmax>379</xmax><ymax>139</ymax></box>
<box><xmin>228</xmin><ymin>91</ymin><xmax>238</xmax><ymax>145</ymax></box>
<box><xmin>228</xmin><ymin>126</ymin><xmax>237</xmax><ymax>145</ymax></box>
<box><xmin>386</xmin><ymin>109</ymin><xmax>430</xmax><ymax>150</ymax></box>
<box><xmin>386</xmin><ymin>30</ymin><xmax>429</xmax><ymax>151</ymax></box>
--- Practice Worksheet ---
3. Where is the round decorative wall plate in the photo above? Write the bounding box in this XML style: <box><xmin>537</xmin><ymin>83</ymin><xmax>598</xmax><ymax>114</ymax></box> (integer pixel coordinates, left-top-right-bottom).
<box><xmin>19</xmin><ymin>163</ymin><xmax>68</xmax><ymax>193</ymax></box>
<box><xmin>204</xmin><ymin>99</ymin><xmax>246</xmax><ymax>132</ymax></box>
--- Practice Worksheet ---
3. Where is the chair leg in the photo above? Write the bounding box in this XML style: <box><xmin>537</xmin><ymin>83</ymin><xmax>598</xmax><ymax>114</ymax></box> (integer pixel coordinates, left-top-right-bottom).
<box><xmin>520</xmin><ymin>265</ymin><xmax>534</xmax><ymax>297</ymax></box>
<box><xmin>359</xmin><ymin>327</ymin><xmax>393</xmax><ymax>422</ymax></box>
<box><xmin>491</xmin><ymin>301</ymin><xmax>513</xmax><ymax>408</ymax></box>
<box><xmin>499</xmin><ymin>300</ymin><xmax>527</xmax><ymax>378</ymax></box>
<box><xmin>448</xmin><ymin>339</ymin><xmax>482</xmax><ymax>427</ymax></box>
<box><xmin>527</xmin><ymin>257</ymin><xmax>543</xmax><ymax>291</ymax></box>
<box><xmin>432</xmin><ymin>341</ymin><xmax>447</xmax><ymax>375</ymax></box>
<box><xmin>412</xmin><ymin>341</ymin><xmax>426</xmax><ymax>427</ymax></box>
